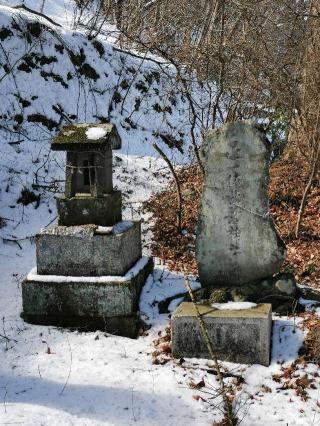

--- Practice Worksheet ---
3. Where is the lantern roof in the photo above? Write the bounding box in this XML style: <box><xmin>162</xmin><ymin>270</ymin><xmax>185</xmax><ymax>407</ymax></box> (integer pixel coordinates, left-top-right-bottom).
<box><xmin>51</xmin><ymin>123</ymin><xmax>121</xmax><ymax>151</ymax></box>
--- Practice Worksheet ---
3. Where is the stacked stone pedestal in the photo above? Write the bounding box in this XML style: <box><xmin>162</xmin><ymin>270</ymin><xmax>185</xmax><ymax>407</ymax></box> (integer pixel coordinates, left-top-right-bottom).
<box><xmin>22</xmin><ymin>123</ymin><xmax>153</xmax><ymax>337</ymax></box>
<box><xmin>22</xmin><ymin>233</ymin><xmax>153</xmax><ymax>337</ymax></box>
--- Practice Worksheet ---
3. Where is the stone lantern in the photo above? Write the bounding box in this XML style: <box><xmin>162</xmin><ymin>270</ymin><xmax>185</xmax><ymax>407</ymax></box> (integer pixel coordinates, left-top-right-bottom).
<box><xmin>22</xmin><ymin>123</ymin><xmax>153</xmax><ymax>337</ymax></box>
<box><xmin>51</xmin><ymin>123</ymin><xmax>122</xmax><ymax>226</ymax></box>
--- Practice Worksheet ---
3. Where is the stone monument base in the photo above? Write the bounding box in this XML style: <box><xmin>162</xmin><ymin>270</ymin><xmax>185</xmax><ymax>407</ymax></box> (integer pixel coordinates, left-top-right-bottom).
<box><xmin>22</xmin><ymin>256</ymin><xmax>153</xmax><ymax>338</ymax></box>
<box><xmin>171</xmin><ymin>302</ymin><xmax>272</xmax><ymax>366</ymax></box>
<box><xmin>188</xmin><ymin>273</ymin><xmax>301</xmax><ymax>315</ymax></box>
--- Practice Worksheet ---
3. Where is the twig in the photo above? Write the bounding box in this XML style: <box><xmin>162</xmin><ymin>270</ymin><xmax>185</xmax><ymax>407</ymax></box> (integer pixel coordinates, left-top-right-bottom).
<box><xmin>131</xmin><ymin>387</ymin><xmax>137</xmax><ymax>422</ymax></box>
<box><xmin>176</xmin><ymin>361</ymin><xmax>243</xmax><ymax>379</ymax></box>
<box><xmin>3</xmin><ymin>385</ymin><xmax>8</xmax><ymax>414</ymax></box>
<box><xmin>0</xmin><ymin>333</ymin><xmax>18</xmax><ymax>344</ymax></box>
<box><xmin>8</xmin><ymin>140</ymin><xmax>24</xmax><ymax>145</ymax></box>
<box><xmin>1</xmin><ymin>238</ymin><xmax>22</xmax><ymax>250</ymax></box>
<box><xmin>13</xmin><ymin>4</ymin><xmax>62</xmax><ymax>27</ymax></box>
<box><xmin>59</xmin><ymin>336</ymin><xmax>72</xmax><ymax>396</ymax></box>
<box><xmin>43</xmin><ymin>216</ymin><xmax>58</xmax><ymax>229</ymax></box>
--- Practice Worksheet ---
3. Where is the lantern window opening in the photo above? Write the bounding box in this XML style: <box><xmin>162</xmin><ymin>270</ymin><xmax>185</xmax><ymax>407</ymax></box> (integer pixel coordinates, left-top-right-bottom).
<box><xmin>83</xmin><ymin>160</ymin><xmax>96</xmax><ymax>186</ymax></box>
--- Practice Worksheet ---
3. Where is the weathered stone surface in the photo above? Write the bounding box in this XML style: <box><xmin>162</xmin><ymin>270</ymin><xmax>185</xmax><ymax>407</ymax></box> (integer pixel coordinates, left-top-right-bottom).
<box><xmin>186</xmin><ymin>273</ymin><xmax>300</xmax><ymax>314</ymax></box>
<box><xmin>36</xmin><ymin>221</ymin><xmax>141</xmax><ymax>276</ymax></box>
<box><xmin>22</xmin><ymin>257</ymin><xmax>153</xmax><ymax>337</ymax></box>
<box><xmin>230</xmin><ymin>272</ymin><xmax>297</xmax><ymax>300</ymax></box>
<box><xmin>171</xmin><ymin>302</ymin><xmax>272</xmax><ymax>366</ymax></box>
<box><xmin>57</xmin><ymin>191</ymin><xmax>122</xmax><ymax>226</ymax></box>
<box><xmin>230</xmin><ymin>273</ymin><xmax>300</xmax><ymax>315</ymax></box>
<box><xmin>196</xmin><ymin>122</ymin><xmax>286</xmax><ymax>287</ymax></box>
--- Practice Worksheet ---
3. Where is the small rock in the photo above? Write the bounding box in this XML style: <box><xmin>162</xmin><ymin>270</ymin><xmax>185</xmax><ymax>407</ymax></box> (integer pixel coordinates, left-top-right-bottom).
<box><xmin>275</xmin><ymin>277</ymin><xmax>296</xmax><ymax>296</ymax></box>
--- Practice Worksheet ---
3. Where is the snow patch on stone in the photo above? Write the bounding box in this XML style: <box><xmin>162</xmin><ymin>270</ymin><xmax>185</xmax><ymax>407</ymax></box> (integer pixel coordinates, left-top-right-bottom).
<box><xmin>85</xmin><ymin>127</ymin><xmax>108</xmax><ymax>140</ymax></box>
<box><xmin>211</xmin><ymin>301</ymin><xmax>257</xmax><ymax>310</ymax></box>
<box><xmin>27</xmin><ymin>256</ymin><xmax>150</xmax><ymax>283</ymax></box>
<box><xmin>95</xmin><ymin>226</ymin><xmax>113</xmax><ymax>235</ymax></box>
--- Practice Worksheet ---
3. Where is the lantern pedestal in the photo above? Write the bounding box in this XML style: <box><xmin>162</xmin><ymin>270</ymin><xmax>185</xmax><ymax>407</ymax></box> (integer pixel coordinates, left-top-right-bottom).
<box><xmin>22</xmin><ymin>257</ymin><xmax>153</xmax><ymax>337</ymax></box>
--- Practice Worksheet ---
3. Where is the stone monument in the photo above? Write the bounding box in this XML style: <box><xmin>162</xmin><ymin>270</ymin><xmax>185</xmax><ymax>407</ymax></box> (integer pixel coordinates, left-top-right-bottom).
<box><xmin>22</xmin><ymin>123</ymin><xmax>153</xmax><ymax>337</ymax></box>
<box><xmin>172</xmin><ymin>122</ymin><xmax>298</xmax><ymax>365</ymax></box>
<box><xmin>196</xmin><ymin>122</ymin><xmax>285</xmax><ymax>286</ymax></box>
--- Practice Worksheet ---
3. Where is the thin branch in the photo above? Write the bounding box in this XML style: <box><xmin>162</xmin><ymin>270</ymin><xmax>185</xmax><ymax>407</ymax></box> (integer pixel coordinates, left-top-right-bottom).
<box><xmin>184</xmin><ymin>276</ymin><xmax>237</xmax><ymax>426</ymax></box>
<box><xmin>59</xmin><ymin>336</ymin><xmax>73</xmax><ymax>396</ymax></box>
<box><xmin>153</xmin><ymin>142</ymin><xmax>182</xmax><ymax>232</ymax></box>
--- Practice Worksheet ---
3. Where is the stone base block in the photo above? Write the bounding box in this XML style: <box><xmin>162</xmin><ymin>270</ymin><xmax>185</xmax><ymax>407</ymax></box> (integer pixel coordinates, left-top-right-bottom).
<box><xmin>57</xmin><ymin>191</ymin><xmax>122</xmax><ymax>226</ymax></box>
<box><xmin>21</xmin><ymin>256</ymin><xmax>153</xmax><ymax>338</ymax></box>
<box><xmin>36</xmin><ymin>221</ymin><xmax>141</xmax><ymax>276</ymax></box>
<box><xmin>171</xmin><ymin>302</ymin><xmax>272</xmax><ymax>366</ymax></box>
<box><xmin>22</xmin><ymin>313</ymin><xmax>140</xmax><ymax>338</ymax></box>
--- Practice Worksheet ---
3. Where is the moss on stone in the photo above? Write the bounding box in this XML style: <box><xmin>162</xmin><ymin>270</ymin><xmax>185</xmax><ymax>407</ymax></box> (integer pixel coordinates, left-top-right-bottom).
<box><xmin>209</xmin><ymin>289</ymin><xmax>230</xmax><ymax>304</ymax></box>
<box><xmin>51</xmin><ymin>123</ymin><xmax>116</xmax><ymax>149</ymax></box>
